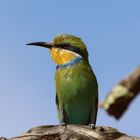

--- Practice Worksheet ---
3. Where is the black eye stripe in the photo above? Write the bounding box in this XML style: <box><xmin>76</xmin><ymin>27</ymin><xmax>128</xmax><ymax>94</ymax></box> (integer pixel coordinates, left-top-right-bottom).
<box><xmin>69</xmin><ymin>46</ymin><xmax>83</xmax><ymax>56</ymax></box>
<box><xmin>55</xmin><ymin>43</ymin><xmax>71</xmax><ymax>49</ymax></box>
<box><xmin>54</xmin><ymin>43</ymin><xmax>84</xmax><ymax>56</ymax></box>
<box><xmin>55</xmin><ymin>43</ymin><xmax>83</xmax><ymax>56</ymax></box>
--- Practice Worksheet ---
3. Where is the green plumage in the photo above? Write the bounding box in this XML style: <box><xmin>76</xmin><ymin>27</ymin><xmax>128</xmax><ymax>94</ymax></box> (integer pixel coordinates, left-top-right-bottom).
<box><xmin>55</xmin><ymin>60</ymin><xmax>98</xmax><ymax>125</ymax></box>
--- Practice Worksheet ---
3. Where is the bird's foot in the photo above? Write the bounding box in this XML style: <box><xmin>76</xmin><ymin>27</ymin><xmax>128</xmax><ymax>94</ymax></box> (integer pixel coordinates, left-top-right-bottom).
<box><xmin>60</xmin><ymin>122</ymin><xmax>67</xmax><ymax>129</ymax></box>
<box><xmin>89</xmin><ymin>124</ymin><xmax>95</xmax><ymax>129</ymax></box>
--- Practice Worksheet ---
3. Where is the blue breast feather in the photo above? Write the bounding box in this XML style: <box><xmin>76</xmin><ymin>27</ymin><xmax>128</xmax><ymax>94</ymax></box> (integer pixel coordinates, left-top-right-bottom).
<box><xmin>56</xmin><ymin>57</ymin><xmax>82</xmax><ymax>69</ymax></box>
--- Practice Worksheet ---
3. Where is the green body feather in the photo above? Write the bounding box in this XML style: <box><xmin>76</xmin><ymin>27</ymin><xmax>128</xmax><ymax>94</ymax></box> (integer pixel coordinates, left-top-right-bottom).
<box><xmin>55</xmin><ymin>60</ymin><xmax>98</xmax><ymax>125</ymax></box>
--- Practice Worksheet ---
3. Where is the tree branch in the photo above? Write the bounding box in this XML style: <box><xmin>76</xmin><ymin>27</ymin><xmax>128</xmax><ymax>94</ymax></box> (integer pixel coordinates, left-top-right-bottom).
<box><xmin>100</xmin><ymin>66</ymin><xmax>140</xmax><ymax>119</ymax></box>
<box><xmin>0</xmin><ymin>125</ymin><xmax>139</xmax><ymax>140</ymax></box>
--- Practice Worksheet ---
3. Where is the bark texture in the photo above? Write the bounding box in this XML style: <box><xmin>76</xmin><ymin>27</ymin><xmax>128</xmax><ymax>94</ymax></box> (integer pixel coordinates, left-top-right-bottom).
<box><xmin>100</xmin><ymin>66</ymin><xmax>140</xmax><ymax>119</ymax></box>
<box><xmin>0</xmin><ymin>125</ymin><xmax>139</xmax><ymax>140</ymax></box>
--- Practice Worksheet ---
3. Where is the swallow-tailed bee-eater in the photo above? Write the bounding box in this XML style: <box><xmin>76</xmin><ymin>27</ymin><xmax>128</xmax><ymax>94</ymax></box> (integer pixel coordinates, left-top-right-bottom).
<box><xmin>27</xmin><ymin>34</ymin><xmax>98</xmax><ymax>128</ymax></box>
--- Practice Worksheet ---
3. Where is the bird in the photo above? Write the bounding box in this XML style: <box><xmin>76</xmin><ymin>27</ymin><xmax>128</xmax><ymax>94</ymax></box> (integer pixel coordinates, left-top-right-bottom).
<box><xmin>27</xmin><ymin>34</ymin><xmax>98</xmax><ymax>128</ymax></box>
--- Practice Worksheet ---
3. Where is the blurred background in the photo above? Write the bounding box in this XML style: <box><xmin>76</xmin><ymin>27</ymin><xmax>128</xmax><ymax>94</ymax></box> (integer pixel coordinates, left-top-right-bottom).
<box><xmin>0</xmin><ymin>0</ymin><xmax>140</xmax><ymax>137</ymax></box>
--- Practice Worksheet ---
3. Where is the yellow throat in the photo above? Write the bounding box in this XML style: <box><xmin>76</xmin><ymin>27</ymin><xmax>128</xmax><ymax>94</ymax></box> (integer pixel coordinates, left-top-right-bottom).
<box><xmin>50</xmin><ymin>48</ymin><xmax>79</xmax><ymax>65</ymax></box>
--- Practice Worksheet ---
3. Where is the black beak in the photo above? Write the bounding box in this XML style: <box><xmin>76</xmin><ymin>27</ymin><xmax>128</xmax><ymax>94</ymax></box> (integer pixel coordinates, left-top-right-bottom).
<box><xmin>27</xmin><ymin>42</ymin><xmax>53</xmax><ymax>49</ymax></box>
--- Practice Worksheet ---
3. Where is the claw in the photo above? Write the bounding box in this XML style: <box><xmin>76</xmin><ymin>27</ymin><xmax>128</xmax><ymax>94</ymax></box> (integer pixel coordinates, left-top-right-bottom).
<box><xmin>89</xmin><ymin>124</ymin><xmax>95</xmax><ymax>129</ymax></box>
<box><xmin>60</xmin><ymin>122</ymin><xmax>67</xmax><ymax>129</ymax></box>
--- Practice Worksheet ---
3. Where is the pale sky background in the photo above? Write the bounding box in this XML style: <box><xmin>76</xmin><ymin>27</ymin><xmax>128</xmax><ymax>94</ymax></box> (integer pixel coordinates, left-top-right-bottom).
<box><xmin>0</xmin><ymin>0</ymin><xmax>140</xmax><ymax>138</ymax></box>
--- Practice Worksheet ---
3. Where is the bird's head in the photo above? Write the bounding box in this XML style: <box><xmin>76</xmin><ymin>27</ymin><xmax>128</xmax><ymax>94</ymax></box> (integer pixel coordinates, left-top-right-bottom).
<box><xmin>27</xmin><ymin>34</ymin><xmax>89</xmax><ymax>65</ymax></box>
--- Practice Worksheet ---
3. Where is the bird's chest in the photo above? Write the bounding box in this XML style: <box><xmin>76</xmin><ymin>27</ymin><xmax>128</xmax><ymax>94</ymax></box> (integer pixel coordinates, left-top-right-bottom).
<box><xmin>55</xmin><ymin>67</ymin><xmax>90</xmax><ymax>102</ymax></box>
<box><xmin>55</xmin><ymin>68</ymin><xmax>73</xmax><ymax>88</ymax></box>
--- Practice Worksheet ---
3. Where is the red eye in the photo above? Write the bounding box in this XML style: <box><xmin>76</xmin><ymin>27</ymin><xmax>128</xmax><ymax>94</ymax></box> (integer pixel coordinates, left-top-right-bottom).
<box><xmin>59</xmin><ymin>43</ymin><xmax>71</xmax><ymax>49</ymax></box>
<box><xmin>64</xmin><ymin>43</ymin><xmax>70</xmax><ymax>49</ymax></box>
